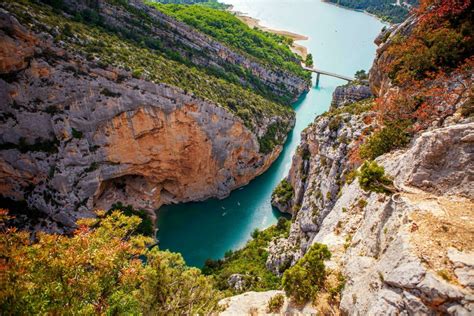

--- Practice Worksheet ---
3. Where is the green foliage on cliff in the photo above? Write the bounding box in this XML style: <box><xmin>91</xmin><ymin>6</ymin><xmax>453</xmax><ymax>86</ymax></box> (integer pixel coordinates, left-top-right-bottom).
<box><xmin>326</xmin><ymin>0</ymin><xmax>416</xmax><ymax>23</ymax></box>
<box><xmin>322</xmin><ymin>97</ymin><xmax>375</xmax><ymax>118</ymax></box>
<box><xmin>354</xmin><ymin>69</ymin><xmax>368</xmax><ymax>80</ymax></box>
<box><xmin>0</xmin><ymin>137</ymin><xmax>59</xmax><ymax>154</ymax></box>
<box><xmin>259</xmin><ymin>121</ymin><xmax>290</xmax><ymax>154</ymax></box>
<box><xmin>359</xmin><ymin>121</ymin><xmax>411</xmax><ymax>160</ymax></box>
<box><xmin>305</xmin><ymin>53</ymin><xmax>314</xmax><ymax>67</ymax></box>
<box><xmin>267</xmin><ymin>293</ymin><xmax>285</xmax><ymax>313</ymax></box>
<box><xmin>202</xmin><ymin>217</ymin><xmax>291</xmax><ymax>295</ymax></box>
<box><xmin>272</xmin><ymin>179</ymin><xmax>294</xmax><ymax>204</ymax></box>
<box><xmin>1</xmin><ymin>210</ymin><xmax>222</xmax><ymax>314</ymax></box>
<box><xmin>282</xmin><ymin>243</ymin><xmax>331</xmax><ymax>304</ymax></box>
<box><xmin>148</xmin><ymin>2</ymin><xmax>310</xmax><ymax>81</ymax></box>
<box><xmin>358</xmin><ymin>160</ymin><xmax>394</xmax><ymax>194</ymax></box>
<box><xmin>153</xmin><ymin>0</ymin><xmax>225</xmax><ymax>7</ymax></box>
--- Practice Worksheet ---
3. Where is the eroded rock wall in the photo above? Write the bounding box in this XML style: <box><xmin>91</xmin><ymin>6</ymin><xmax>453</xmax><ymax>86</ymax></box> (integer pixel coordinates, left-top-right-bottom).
<box><xmin>0</xmin><ymin>8</ymin><xmax>293</xmax><ymax>231</ymax></box>
<box><xmin>331</xmin><ymin>84</ymin><xmax>372</xmax><ymax>109</ymax></box>
<box><xmin>266</xmin><ymin>103</ymin><xmax>473</xmax><ymax>314</ymax></box>
<box><xmin>264</xmin><ymin>54</ymin><xmax>474</xmax><ymax>316</ymax></box>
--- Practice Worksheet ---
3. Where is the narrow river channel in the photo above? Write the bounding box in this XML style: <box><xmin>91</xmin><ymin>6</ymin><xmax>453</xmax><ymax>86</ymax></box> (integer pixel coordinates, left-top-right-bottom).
<box><xmin>157</xmin><ymin>0</ymin><xmax>385</xmax><ymax>267</ymax></box>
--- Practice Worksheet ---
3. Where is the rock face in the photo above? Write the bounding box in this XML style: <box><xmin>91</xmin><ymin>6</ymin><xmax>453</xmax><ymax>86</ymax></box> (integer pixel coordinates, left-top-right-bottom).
<box><xmin>266</xmin><ymin>107</ymin><xmax>474</xmax><ymax>314</ymax></box>
<box><xmin>331</xmin><ymin>84</ymin><xmax>372</xmax><ymax>109</ymax></box>
<box><xmin>219</xmin><ymin>290</ymin><xmax>317</xmax><ymax>315</ymax></box>
<box><xmin>369</xmin><ymin>15</ymin><xmax>418</xmax><ymax>97</ymax></box>
<box><xmin>266</xmin><ymin>105</ymin><xmax>375</xmax><ymax>274</ymax></box>
<box><xmin>0</xmin><ymin>4</ymin><xmax>299</xmax><ymax>231</ymax></box>
<box><xmin>263</xmin><ymin>15</ymin><xmax>474</xmax><ymax>313</ymax></box>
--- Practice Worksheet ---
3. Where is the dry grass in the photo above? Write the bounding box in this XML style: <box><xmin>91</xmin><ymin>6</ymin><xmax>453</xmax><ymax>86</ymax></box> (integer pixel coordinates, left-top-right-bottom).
<box><xmin>405</xmin><ymin>193</ymin><xmax>474</xmax><ymax>284</ymax></box>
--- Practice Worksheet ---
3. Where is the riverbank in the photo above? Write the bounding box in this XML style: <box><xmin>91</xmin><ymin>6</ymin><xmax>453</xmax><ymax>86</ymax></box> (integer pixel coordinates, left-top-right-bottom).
<box><xmin>230</xmin><ymin>9</ymin><xmax>309</xmax><ymax>59</ymax></box>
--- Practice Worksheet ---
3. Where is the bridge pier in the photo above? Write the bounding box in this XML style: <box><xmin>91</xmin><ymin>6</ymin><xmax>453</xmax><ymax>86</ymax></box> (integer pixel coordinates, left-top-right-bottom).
<box><xmin>315</xmin><ymin>73</ymin><xmax>320</xmax><ymax>87</ymax></box>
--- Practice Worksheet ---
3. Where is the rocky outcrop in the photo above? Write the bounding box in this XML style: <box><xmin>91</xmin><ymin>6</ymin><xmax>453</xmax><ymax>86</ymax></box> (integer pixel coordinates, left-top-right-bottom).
<box><xmin>219</xmin><ymin>290</ymin><xmax>317</xmax><ymax>315</ymax></box>
<box><xmin>0</xmin><ymin>6</ymin><xmax>296</xmax><ymax>231</ymax></box>
<box><xmin>266</xmin><ymin>104</ymin><xmax>473</xmax><ymax>314</ymax></box>
<box><xmin>264</xmin><ymin>75</ymin><xmax>474</xmax><ymax>315</ymax></box>
<box><xmin>263</xmin><ymin>13</ymin><xmax>474</xmax><ymax>310</ymax></box>
<box><xmin>331</xmin><ymin>84</ymin><xmax>372</xmax><ymax>109</ymax></box>
<box><xmin>266</xmin><ymin>105</ymin><xmax>375</xmax><ymax>274</ymax></box>
<box><xmin>369</xmin><ymin>15</ymin><xmax>418</xmax><ymax>97</ymax></box>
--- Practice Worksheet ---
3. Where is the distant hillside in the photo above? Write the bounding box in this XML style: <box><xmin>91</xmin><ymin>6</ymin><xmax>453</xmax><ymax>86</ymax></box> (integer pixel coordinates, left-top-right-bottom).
<box><xmin>326</xmin><ymin>0</ymin><xmax>418</xmax><ymax>23</ymax></box>
<box><xmin>149</xmin><ymin>0</ymin><xmax>229</xmax><ymax>9</ymax></box>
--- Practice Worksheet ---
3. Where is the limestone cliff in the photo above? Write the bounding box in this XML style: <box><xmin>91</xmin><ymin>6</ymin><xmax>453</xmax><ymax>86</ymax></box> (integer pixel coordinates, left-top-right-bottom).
<box><xmin>266</xmin><ymin>111</ymin><xmax>473</xmax><ymax>313</ymax></box>
<box><xmin>331</xmin><ymin>83</ymin><xmax>372</xmax><ymax>109</ymax></box>
<box><xmin>0</xmin><ymin>1</ymin><xmax>304</xmax><ymax>231</ymax></box>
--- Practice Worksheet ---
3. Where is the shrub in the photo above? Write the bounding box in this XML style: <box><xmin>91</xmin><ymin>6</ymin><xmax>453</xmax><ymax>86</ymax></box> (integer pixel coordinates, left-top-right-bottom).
<box><xmin>0</xmin><ymin>210</ymin><xmax>221</xmax><ymax>314</ymax></box>
<box><xmin>251</xmin><ymin>228</ymin><xmax>260</xmax><ymax>239</ymax></box>
<box><xmin>63</xmin><ymin>23</ymin><xmax>73</xmax><ymax>37</ymax></box>
<box><xmin>357</xmin><ymin>161</ymin><xmax>394</xmax><ymax>194</ymax></box>
<box><xmin>41</xmin><ymin>0</ymin><xmax>64</xmax><ymax>10</ymax></box>
<box><xmin>267</xmin><ymin>293</ymin><xmax>285</xmax><ymax>313</ymax></box>
<box><xmin>277</xmin><ymin>217</ymin><xmax>290</xmax><ymax>231</ymax></box>
<box><xmin>282</xmin><ymin>243</ymin><xmax>331</xmax><ymax>304</ymax></box>
<box><xmin>305</xmin><ymin>53</ymin><xmax>313</xmax><ymax>67</ymax></box>
<box><xmin>272</xmin><ymin>179</ymin><xmax>294</xmax><ymax>204</ymax></box>
<box><xmin>345</xmin><ymin>169</ymin><xmax>358</xmax><ymax>184</ymax></box>
<box><xmin>202</xmin><ymin>220</ymin><xmax>290</xmax><ymax>294</ymax></box>
<box><xmin>300</xmin><ymin>146</ymin><xmax>311</xmax><ymax>161</ymax></box>
<box><xmin>323</xmin><ymin>98</ymin><xmax>375</xmax><ymax>118</ymax></box>
<box><xmin>328</xmin><ymin>116</ymin><xmax>342</xmax><ymax>132</ymax></box>
<box><xmin>132</xmin><ymin>68</ymin><xmax>143</xmax><ymax>79</ymax></box>
<box><xmin>258</xmin><ymin>122</ymin><xmax>288</xmax><ymax>154</ymax></box>
<box><xmin>354</xmin><ymin>69</ymin><xmax>368</xmax><ymax>81</ymax></box>
<box><xmin>0</xmin><ymin>137</ymin><xmax>59</xmax><ymax>154</ymax></box>
<box><xmin>359</xmin><ymin>122</ymin><xmax>411</xmax><ymax>160</ymax></box>
<box><xmin>357</xmin><ymin>198</ymin><xmax>368</xmax><ymax>208</ymax></box>
<box><xmin>108</xmin><ymin>202</ymin><xmax>154</xmax><ymax>236</ymax></box>
<box><xmin>460</xmin><ymin>93</ymin><xmax>474</xmax><ymax>117</ymax></box>
<box><xmin>327</xmin><ymin>272</ymin><xmax>346</xmax><ymax>300</ymax></box>
<box><xmin>71</xmin><ymin>127</ymin><xmax>83</xmax><ymax>139</ymax></box>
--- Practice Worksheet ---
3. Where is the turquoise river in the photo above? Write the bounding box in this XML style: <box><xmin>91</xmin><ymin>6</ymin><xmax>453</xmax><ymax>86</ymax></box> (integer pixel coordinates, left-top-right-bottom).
<box><xmin>157</xmin><ymin>0</ymin><xmax>385</xmax><ymax>267</ymax></box>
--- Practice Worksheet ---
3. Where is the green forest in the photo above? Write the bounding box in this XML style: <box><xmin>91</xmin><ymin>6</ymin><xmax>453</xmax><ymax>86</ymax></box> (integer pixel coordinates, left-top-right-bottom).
<box><xmin>148</xmin><ymin>1</ymin><xmax>309</xmax><ymax>80</ymax></box>
<box><xmin>327</xmin><ymin>0</ymin><xmax>418</xmax><ymax>23</ymax></box>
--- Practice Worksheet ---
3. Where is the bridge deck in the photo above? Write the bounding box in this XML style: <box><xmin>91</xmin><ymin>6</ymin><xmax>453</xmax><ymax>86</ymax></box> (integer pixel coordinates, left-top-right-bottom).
<box><xmin>303</xmin><ymin>66</ymin><xmax>354</xmax><ymax>81</ymax></box>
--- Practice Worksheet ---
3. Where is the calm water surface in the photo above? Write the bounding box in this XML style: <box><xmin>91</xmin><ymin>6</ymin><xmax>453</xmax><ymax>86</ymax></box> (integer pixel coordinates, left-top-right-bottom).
<box><xmin>157</xmin><ymin>0</ymin><xmax>384</xmax><ymax>267</ymax></box>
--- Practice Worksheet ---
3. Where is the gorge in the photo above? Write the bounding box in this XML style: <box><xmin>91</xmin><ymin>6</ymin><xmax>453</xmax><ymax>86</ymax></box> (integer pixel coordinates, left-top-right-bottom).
<box><xmin>157</xmin><ymin>0</ymin><xmax>385</xmax><ymax>267</ymax></box>
<box><xmin>1</xmin><ymin>0</ymin><xmax>472</xmax><ymax>314</ymax></box>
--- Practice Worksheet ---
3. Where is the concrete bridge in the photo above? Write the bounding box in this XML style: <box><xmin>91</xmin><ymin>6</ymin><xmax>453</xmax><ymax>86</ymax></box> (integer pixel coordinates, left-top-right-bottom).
<box><xmin>303</xmin><ymin>66</ymin><xmax>354</xmax><ymax>86</ymax></box>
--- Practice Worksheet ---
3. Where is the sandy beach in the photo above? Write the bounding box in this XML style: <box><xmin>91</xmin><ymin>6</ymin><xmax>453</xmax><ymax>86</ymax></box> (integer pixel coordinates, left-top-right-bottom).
<box><xmin>231</xmin><ymin>11</ymin><xmax>309</xmax><ymax>59</ymax></box>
